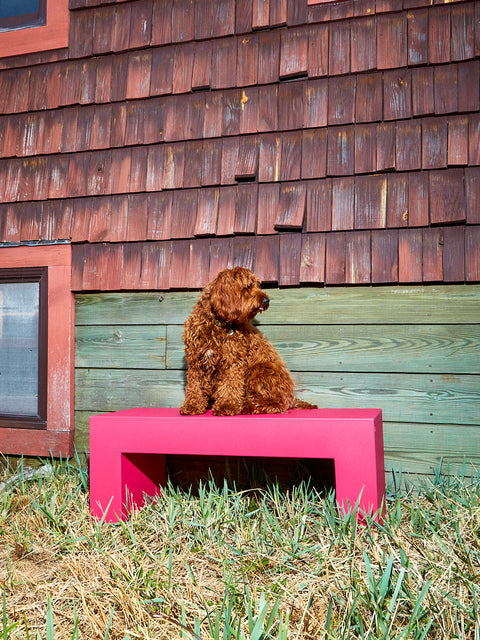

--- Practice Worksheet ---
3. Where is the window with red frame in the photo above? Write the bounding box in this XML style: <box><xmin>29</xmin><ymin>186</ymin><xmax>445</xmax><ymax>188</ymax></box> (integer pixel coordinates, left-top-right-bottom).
<box><xmin>0</xmin><ymin>0</ymin><xmax>68</xmax><ymax>58</ymax></box>
<box><xmin>0</xmin><ymin>0</ymin><xmax>47</xmax><ymax>31</ymax></box>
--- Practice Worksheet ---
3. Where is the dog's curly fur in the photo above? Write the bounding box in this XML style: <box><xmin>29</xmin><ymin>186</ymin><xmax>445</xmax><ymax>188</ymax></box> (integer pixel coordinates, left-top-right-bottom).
<box><xmin>180</xmin><ymin>267</ymin><xmax>317</xmax><ymax>416</ymax></box>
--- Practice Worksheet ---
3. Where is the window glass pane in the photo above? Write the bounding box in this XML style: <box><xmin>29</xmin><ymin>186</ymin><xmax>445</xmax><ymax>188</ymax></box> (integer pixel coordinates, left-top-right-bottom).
<box><xmin>0</xmin><ymin>1</ymin><xmax>40</xmax><ymax>19</ymax></box>
<box><xmin>0</xmin><ymin>282</ymin><xmax>39</xmax><ymax>416</ymax></box>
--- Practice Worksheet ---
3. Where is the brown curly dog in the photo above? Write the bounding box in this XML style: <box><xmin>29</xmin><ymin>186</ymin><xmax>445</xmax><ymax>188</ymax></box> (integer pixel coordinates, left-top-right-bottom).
<box><xmin>180</xmin><ymin>267</ymin><xmax>317</xmax><ymax>416</ymax></box>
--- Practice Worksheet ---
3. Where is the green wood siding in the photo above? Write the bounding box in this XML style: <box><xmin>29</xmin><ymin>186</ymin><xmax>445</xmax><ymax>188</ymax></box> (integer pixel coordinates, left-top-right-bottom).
<box><xmin>75</xmin><ymin>285</ymin><xmax>480</xmax><ymax>480</ymax></box>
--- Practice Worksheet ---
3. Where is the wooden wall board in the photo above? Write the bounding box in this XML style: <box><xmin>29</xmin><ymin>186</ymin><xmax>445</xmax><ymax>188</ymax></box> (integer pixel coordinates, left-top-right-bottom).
<box><xmin>75</xmin><ymin>325</ymin><xmax>166</xmax><ymax>369</ymax></box>
<box><xmin>75</xmin><ymin>285</ymin><xmax>480</xmax><ymax>328</ymax></box>
<box><xmin>74</xmin><ymin>367</ymin><xmax>479</xmax><ymax>426</ymax></box>
<box><xmin>265</xmin><ymin>324</ymin><xmax>480</xmax><ymax>375</ymax></box>
<box><xmin>383</xmin><ymin>421</ymin><xmax>480</xmax><ymax>477</ymax></box>
<box><xmin>293</xmin><ymin>371</ymin><xmax>479</xmax><ymax>426</ymax></box>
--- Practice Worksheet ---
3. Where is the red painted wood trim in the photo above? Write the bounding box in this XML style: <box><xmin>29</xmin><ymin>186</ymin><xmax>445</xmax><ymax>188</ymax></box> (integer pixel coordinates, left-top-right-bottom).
<box><xmin>0</xmin><ymin>244</ymin><xmax>74</xmax><ymax>456</ymax></box>
<box><xmin>0</xmin><ymin>0</ymin><xmax>69</xmax><ymax>59</ymax></box>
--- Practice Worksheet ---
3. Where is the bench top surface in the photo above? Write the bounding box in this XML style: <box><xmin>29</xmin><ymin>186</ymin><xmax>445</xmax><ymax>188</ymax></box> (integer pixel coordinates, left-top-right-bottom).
<box><xmin>92</xmin><ymin>407</ymin><xmax>381</xmax><ymax>420</ymax></box>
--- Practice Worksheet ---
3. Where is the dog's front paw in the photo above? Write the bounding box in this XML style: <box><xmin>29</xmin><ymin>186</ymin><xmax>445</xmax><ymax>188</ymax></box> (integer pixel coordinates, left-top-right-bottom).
<box><xmin>211</xmin><ymin>402</ymin><xmax>241</xmax><ymax>416</ymax></box>
<box><xmin>179</xmin><ymin>402</ymin><xmax>207</xmax><ymax>415</ymax></box>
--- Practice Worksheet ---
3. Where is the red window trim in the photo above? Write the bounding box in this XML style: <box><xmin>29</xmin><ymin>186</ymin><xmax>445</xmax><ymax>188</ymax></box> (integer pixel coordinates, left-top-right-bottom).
<box><xmin>0</xmin><ymin>244</ymin><xmax>74</xmax><ymax>457</ymax></box>
<box><xmin>0</xmin><ymin>0</ymin><xmax>69</xmax><ymax>59</ymax></box>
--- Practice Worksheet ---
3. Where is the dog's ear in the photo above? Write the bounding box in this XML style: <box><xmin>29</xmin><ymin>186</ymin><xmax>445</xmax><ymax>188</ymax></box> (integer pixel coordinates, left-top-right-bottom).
<box><xmin>209</xmin><ymin>270</ymin><xmax>241</xmax><ymax>323</ymax></box>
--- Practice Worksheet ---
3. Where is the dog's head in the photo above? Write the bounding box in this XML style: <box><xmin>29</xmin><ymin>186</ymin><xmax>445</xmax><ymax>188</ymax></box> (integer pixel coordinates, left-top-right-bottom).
<box><xmin>206</xmin><ymin>267</ymin><xmax>270</xmax><ymax>324</ymax></box>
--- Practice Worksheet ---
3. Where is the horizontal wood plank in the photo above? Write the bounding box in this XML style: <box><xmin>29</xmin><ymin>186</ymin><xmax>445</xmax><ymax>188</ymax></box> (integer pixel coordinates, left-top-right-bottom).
<box><xmin>75</xmin><ymin>325</ymin><xmax>166</xmax><ymax>369</ymax></box>
<box><xmin>75</xmin><ymin>285</ymin><xmax>480</xmax><ymax>327</ymax></box>
<box><xmin>166</xmin><ymin>324</ymin><xmax>480</xmax><ymax>374</ymax></box>
<box><xmin>75</xmin><ymin>368</ymin><xmax>479</xmax><ymax>427</ymax></box>
<box><xmin>75</xmin><ymin>368</ymin><xmax>185</xmax><ymax>412</ymax></box>
<box><xmin>292</xmin><ymin>372</ymin><xmax>480</xmax><ymax>426</ymax></box>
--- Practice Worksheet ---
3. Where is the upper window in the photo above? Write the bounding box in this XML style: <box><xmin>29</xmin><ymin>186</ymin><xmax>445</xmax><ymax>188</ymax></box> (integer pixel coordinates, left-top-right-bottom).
<box><xmin>0</xmin><ymin>0</ymin><xmax>68</xmax><ymax>59</ymax></box>
<box><xmin>0</xmin><ymin>0</ymin><xmax>47</xmax><ymax>31</ymax></box>
<box><xmin>0</xmin><ymin>268</ymin><xmax>47</xmax><ymax>429</ymax></box>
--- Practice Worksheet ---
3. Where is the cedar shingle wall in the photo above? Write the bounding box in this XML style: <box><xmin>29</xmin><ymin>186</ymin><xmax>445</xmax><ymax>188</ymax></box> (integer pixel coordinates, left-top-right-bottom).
<box><xmin>0</xmin><ymin>0</ymin><xmax>479</xmax><ymax>290</ymax></box>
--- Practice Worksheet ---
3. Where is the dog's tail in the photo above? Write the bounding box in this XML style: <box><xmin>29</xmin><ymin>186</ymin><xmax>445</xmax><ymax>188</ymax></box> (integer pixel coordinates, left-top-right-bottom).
<box><xmin>292</xmin><ymin>398</ymin><xmax>318</xmax><ymax>410</ymax></box>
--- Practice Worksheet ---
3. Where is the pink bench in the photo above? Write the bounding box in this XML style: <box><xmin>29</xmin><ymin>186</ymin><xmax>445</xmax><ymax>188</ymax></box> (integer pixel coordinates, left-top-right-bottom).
<box><xmin>89</xmin><ymin>407</ymin><xmax>385</xmax><ymax>522</ymax></box>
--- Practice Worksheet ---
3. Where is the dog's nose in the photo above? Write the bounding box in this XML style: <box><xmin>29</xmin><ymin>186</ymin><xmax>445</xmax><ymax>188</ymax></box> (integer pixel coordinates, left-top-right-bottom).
<box><xmin>262</xmin><ymin>296</ymin><xmax>270</xmax><ymax>309</ymax></box>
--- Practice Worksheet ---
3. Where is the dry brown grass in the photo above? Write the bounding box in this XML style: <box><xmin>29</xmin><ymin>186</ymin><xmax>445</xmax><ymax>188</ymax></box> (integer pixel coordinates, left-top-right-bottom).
<box><xmin>1</xmin><ymin>458</ymin><xmax>479</xmax><ymax>639</ymax></box>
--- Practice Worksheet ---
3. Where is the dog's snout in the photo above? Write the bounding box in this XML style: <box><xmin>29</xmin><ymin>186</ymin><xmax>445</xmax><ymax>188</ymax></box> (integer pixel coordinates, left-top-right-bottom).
<box><xmin>262</xmin><ymin>296</ymin><xmax>270</xmax><ymax>309</ymax></box>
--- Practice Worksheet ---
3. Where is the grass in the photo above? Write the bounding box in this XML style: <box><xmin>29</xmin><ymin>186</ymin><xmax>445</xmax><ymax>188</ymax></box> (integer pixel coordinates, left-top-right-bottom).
<box><xmin>1</xmin><ymin>456</ymin><xmax>479</xmax><ymax>639</ymax></box>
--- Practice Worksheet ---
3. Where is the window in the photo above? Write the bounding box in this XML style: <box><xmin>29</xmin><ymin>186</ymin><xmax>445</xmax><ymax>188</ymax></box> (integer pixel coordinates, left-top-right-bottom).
<box><xmin>0</xmin><ymin>0</ymin><xmax>69</xmax><ymax>59</ymax></box>
<box><xmin>0</xmin><ymin>268</ymin><xmax>47</xmax><ymax>429</ymax></box>
<box><xmin>0</xmin><ymin>0</ymin><xmax>47</xmax><ymax>31</ymax></box>
<box><xmin>0</xmin><ymin>245</ymin><xmax>74</xmax><ymax>457</ymax></box>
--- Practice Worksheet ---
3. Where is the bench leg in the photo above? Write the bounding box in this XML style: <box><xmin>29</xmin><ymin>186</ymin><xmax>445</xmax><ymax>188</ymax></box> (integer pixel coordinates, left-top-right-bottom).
<box><xmin>121</xmin><ymin>453</ymin><xmax>166</xmax><ymax>515</ymax></box>
<box><xmin>334</xmin><ymin>453</ymin><xmax>385</xmax><ymax>517</ymax></box>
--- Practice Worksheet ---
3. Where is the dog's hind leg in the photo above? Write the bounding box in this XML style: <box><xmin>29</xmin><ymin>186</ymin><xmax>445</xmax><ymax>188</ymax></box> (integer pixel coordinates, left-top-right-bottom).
<box><xmin>244</xmin><ymin>361</ymin><xmax>296</xmax><ymax>414</ymax></box>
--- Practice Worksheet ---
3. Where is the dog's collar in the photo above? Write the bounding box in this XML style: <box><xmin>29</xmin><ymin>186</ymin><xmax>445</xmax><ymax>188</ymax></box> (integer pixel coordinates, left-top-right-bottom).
<box><xmin>214</xmin><ymin>318</ymin><xmax>236</xmax><ymax>335</ymax></box>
